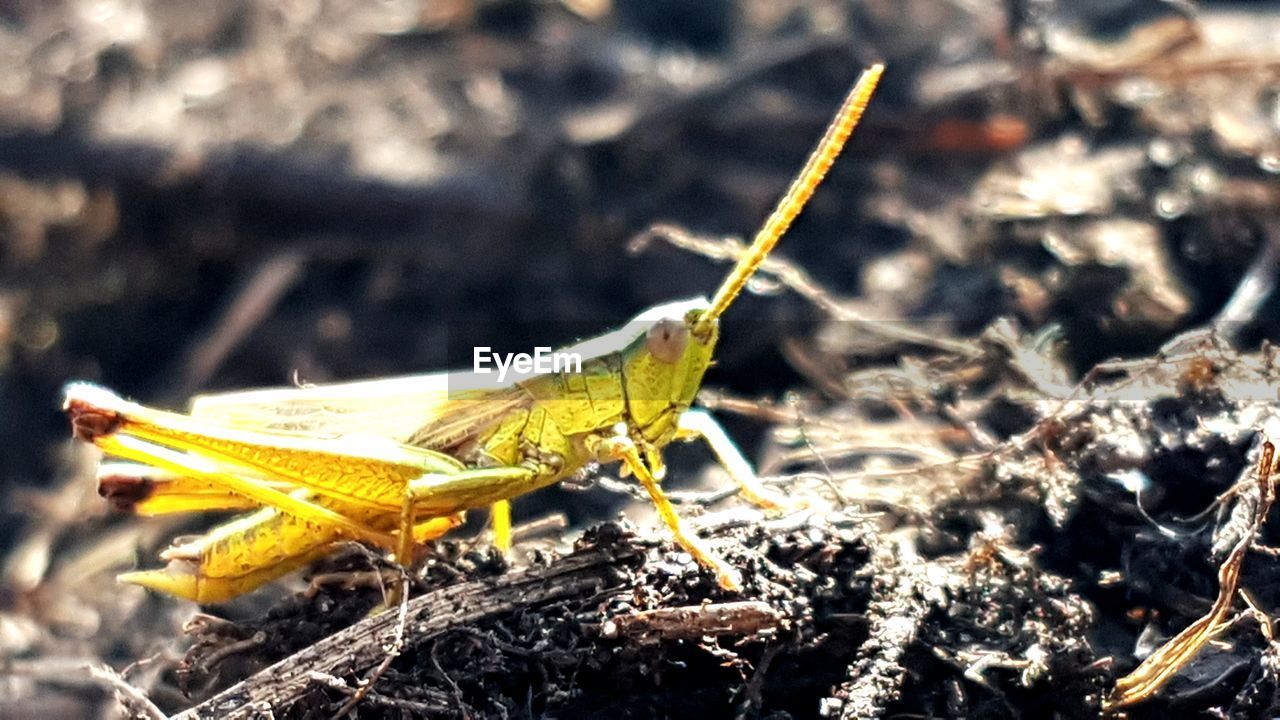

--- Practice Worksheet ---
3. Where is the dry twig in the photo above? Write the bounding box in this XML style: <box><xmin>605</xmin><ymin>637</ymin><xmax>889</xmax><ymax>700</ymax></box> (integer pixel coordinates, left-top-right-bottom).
<box><xmin>1106</xmin><ymin>440</ymin><xmax>1278</xmax><ymax>710</ymax></box>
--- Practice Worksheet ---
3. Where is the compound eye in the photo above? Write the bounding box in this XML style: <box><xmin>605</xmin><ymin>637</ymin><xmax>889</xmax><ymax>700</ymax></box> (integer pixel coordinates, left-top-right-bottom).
<box><xmin>645</xmin><ymin>319</ymin><xmax>689</xmax><ymax>364</ymax></box>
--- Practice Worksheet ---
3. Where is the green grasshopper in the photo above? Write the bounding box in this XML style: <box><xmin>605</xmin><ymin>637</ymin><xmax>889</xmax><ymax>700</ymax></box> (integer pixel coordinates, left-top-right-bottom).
<box><xmin>62</xmin><ymin>65</ymin><xmax>883</xmax><ymax>603</ymax></box>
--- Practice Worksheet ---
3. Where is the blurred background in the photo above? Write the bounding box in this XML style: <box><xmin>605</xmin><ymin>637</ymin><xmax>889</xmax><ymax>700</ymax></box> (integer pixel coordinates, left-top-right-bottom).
<box><xmin>3</xmin><ymin>0</ymin><xmax>1280</xmax><ymax>716</ymax></box>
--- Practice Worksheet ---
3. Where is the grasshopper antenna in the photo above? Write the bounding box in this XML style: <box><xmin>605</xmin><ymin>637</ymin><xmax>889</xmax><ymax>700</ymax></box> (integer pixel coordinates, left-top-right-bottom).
<box><xmin>695</xmin><ymin>63</ymin><xmax>883</xmax><ymax>334</ymax></box>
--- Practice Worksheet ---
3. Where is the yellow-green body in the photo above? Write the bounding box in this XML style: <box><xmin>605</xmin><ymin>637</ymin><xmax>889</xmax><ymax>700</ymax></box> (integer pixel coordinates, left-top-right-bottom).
<box><xmin>82</xmin><ymin>298</ymin><xmax>721</xmax><ymax>602</ymax></box>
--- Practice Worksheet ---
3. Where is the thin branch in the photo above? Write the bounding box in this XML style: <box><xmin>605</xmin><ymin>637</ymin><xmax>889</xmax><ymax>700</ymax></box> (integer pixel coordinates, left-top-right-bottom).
<box><xmin>599</xmin><ymin>601</ymin><xmax>785</xmax><ymax>641</ymax></box>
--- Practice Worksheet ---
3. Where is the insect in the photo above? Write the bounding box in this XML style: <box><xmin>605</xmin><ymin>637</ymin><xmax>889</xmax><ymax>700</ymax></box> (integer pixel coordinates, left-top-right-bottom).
<box><xmin>62</xmin><ymin>64</ymin><xmax>884</xmax><ymax>604</ymax></box>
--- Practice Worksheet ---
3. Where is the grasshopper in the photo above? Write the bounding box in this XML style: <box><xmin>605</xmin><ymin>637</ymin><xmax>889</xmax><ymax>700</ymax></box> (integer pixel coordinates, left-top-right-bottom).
<box><xmin>62</xmin><ymin>65</ymin><xmax>883</xmax><ymax>604</ymax></box>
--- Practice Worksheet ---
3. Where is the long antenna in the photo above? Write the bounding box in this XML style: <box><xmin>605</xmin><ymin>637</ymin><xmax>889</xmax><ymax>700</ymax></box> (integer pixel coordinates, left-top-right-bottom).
<box><xmin>696</xmin><ymin>63</ymin><xmax>883</xmax><ymax>331</ymax></box>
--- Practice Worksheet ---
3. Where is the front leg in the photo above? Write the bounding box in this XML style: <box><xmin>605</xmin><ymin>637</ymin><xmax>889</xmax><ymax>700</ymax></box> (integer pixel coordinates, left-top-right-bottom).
<box><xmin>594</xmin><ymin>431</ymin><xmax>743</xmax><ymax>592</ymax></box>
<box><xmin>675</xmin><ymin>409</ymin><xmax>801</xmax><ymax>512</ymax></box>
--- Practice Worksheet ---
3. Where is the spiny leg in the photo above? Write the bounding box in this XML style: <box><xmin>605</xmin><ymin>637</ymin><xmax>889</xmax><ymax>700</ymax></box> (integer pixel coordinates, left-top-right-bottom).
<box><xmin>93</xmin><ymin>440</ymin><xmax>521</xmax><ymax>604</ymax></box>
<box><xmin>65</xmin><ymin>383</ymin><xmax>463</xmax><ymax>513</ymax></box>
<box><xmin>675</xmin><ymin>409</ymin><xmax>801</xmax><ymax>512</ymax></box>
<box><xmin>63</xmin><ymin>386</ymin><xmax>490</xmax><ymax>603</ymax></box>
<box><xmin>596</xmin><ymin>433</ymin><xmax>743</xmax><ymax>591</ymax></box>
<box><xmin>93</xmin><ymin>433</ymin><xmax>399</xmax><ymax>548</ymax></box>
<box><xmin>99</xmin><ymin>461</ymin><xmax>464</xmax><ymax>537</ymax></box>
<box><xmin>97</xmin><ymin>462</ymin><xmax>269</xmax><ymax>515</ymax></box>
<box><xmin>91</xmin><ymin>442</ymin><xmax>458</xmax><ymax>603</ymax></box>
<box><xmin>68</xmin><ymin>384</ymin><xmax>469</xmax><ymax>549</ymax></box>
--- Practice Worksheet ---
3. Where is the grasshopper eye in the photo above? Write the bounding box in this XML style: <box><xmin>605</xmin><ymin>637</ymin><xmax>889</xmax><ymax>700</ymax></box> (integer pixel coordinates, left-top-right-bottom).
<box><xmin>646</xmin><ymin>319</ymin><xmax>689</xmax><ymax>363</ymax></box>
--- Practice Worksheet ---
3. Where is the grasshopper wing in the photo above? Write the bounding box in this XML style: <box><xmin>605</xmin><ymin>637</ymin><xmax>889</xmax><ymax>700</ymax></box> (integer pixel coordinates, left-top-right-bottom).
<box><xmin>189</xmin><ymin>371</ymin><xmax>533</xmax><ymax>450</ymax></box>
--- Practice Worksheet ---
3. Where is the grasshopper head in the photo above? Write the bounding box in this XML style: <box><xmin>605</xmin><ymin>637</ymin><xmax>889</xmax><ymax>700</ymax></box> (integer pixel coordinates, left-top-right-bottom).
<box><xmin>619</xmin><ymin>298</ymin><xmax>718</xmax><ymax>441</ymax></box>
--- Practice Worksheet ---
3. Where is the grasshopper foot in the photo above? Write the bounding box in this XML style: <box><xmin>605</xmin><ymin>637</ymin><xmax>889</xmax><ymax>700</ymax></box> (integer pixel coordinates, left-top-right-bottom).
<box><xmin>740</xmin><ymin>485</ymin><xmax>808</xmax><ymax>516</ymax></box>
<box><xmin>709</xmin><ymin>560</ymin><xmax>744</xmax><ymax>592</ymax></box>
